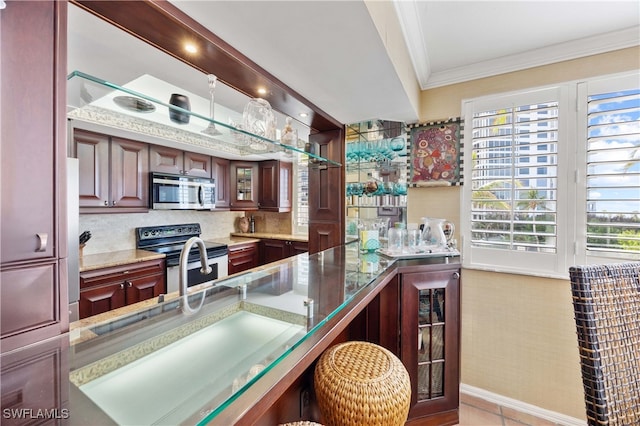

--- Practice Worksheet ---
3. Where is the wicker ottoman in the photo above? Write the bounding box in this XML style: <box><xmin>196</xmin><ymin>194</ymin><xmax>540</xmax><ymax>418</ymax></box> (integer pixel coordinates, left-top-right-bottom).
<box><xmin>314</xmin><ymin>341</ymin><xmax>411</xmax><ymax>426</ymax></box>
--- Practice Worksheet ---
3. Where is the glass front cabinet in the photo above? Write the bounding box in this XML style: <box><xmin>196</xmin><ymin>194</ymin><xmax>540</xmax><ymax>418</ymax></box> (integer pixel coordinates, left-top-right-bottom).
<box><xmin>401</xmin><ymin>265</ymin><xmax>461</xmax><ymax>422</ymax></box>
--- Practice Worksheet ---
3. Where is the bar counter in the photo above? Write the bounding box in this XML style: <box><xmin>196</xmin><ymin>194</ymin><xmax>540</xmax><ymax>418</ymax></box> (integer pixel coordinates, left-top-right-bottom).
<box><xmin>0</xmin><ymin>242</ymin><xmax>459</xmax><ymax>425</ymax></box>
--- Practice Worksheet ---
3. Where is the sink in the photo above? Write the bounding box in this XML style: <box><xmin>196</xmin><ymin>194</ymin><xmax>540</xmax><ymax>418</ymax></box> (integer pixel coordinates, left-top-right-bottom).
<box><xmin>71</xmin><ymin>304</ymin><xmax>306</xmax><ymax>425</ymax></box>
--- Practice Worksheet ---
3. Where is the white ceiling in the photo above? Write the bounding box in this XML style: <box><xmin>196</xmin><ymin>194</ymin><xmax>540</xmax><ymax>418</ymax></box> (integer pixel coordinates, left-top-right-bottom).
<box><xmin>68</xmin><ymin>1</ymin><xmax>640</xmax><ymax>128</ymax></box>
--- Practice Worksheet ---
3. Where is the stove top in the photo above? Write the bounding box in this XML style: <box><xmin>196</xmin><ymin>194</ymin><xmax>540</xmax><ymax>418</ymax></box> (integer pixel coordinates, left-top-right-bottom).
<box><xmin>135</xmin><ymin>223</ymin><xmax>228</xmax><ymax>263</ymax></box>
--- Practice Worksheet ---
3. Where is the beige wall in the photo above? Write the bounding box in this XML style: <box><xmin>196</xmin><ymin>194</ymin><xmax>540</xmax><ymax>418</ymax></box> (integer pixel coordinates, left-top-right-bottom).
<box><xmin>411</xmin><ymin>46</ymin><xmax>640</xmax><ymax>420</ymax></box>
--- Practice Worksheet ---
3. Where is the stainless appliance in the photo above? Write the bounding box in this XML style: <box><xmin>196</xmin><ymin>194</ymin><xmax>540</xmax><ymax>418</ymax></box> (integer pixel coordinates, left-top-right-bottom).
<box><xmin>151</xmin><ymin>172</ymin><xmax>216</xmax><ymax>210</ymax></box>
<box><xmin>135</xmin><ymin>223</ymin><xmax>228</xmax><ymax>294</ymax></box>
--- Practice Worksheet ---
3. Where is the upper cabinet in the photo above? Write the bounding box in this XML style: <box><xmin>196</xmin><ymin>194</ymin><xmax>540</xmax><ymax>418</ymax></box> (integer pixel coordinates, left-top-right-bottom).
<box><xmin>149</xmin><ymin>145</ymin><xmax>212</xmax><ymax>178</ymax></box>
<box><xmin>259</xmin><ymin>160</ymin><xmax>292</xmax><ymax>212</ymax></box>
<box><xmin>72</xmin><ymin>129</ymin><xmax>149</xmax><ymax>212</ymax></box>
<box><xmin>230</xmin><ymin>161</ymin><xmax>259</xmax><ymax>211</ymax></box>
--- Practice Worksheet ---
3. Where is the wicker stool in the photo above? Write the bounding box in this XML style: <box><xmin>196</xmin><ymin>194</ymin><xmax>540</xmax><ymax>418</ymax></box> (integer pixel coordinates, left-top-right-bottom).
<box><xmin>314</xmin><ymin>341</ymin><xmax>411</xmax><ymax>426</ymax></box>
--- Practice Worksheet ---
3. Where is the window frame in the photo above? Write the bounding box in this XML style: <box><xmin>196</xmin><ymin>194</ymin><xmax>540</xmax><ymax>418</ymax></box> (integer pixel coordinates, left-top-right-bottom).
<box><xmin>461</xmin><ymin>71</ymin><xmax>639</xmax><ymax>278</ymax></box>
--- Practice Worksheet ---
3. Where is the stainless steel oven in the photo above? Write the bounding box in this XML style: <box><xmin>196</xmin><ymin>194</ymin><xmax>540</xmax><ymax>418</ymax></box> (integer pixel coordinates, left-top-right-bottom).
<box><xmin>151</xmin><ymin>172</ymin><xmax>216</xmax><ymax>210</ymax></box>
<box><xmin>135</xmin><ymin>223</ymin><xmax>228</xmax><ymax>294</ymax></box>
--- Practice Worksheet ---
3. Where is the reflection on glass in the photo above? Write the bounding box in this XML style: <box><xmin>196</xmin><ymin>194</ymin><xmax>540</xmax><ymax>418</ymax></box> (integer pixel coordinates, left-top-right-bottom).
<box><xmin>237</xmin><ymin>167</ymin><xmax>252</xmax><ymax>200</ymax></box>
<box><xmin>417</xmin><ymin>288</ymin><xmax>446</xmax><ymax>402</ymax></box>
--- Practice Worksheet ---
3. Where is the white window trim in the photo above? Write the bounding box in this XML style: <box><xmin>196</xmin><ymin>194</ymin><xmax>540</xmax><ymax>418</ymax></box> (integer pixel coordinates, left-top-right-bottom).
<box><xmin>461</xmin><ymin>71</ymin><xmax>640</xmax><ymax>279</ymax></box>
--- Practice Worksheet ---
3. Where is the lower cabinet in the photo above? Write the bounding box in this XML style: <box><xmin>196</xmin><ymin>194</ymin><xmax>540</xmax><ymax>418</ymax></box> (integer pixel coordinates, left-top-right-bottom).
<box><xmin>400</xmin><ymin>265</ymin><xmax>461</xmax><ymax>425</ymax></box>
<box><xmin>79</xmin><ymin>259</ymin><xmax>165</xmax><ymax>319</ymax></box>
<box><xmin>228</xmin><ymin>242</ymin><xmax>259</xmax><ymax>275</ymax></box>
<box><xmin>260</xmin><ymin>239</ymin><xmax>309</xmax><ymax>265</ymax></box>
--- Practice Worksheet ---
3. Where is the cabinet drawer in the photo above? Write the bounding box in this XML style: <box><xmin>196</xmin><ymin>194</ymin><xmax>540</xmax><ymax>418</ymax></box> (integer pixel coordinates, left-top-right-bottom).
<box><xmin>80</xmin><ymin>259</ymin><xmax>164</xmax><ymax>289</ymax></box>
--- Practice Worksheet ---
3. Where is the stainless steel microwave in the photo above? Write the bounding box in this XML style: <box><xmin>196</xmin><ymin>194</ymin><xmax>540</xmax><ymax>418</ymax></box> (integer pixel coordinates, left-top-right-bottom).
<box><xmin>151</xmin><ymin>173</ymin><xmax>215</xmax><ymax>210</ymax></box>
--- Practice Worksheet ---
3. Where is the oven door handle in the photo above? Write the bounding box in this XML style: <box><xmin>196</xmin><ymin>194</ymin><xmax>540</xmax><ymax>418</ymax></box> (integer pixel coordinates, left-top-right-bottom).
<box><xmin>198</xmin><ymin>184</ymin><xmax>203</xmax><ymax>206</ymax></box>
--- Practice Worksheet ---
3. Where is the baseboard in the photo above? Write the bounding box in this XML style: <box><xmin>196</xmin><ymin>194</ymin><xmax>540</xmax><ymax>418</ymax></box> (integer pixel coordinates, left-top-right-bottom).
<box><xmin>460</xmin><ymin>383</ymin><xmax>586</xmax><ymax>426</ymax></box>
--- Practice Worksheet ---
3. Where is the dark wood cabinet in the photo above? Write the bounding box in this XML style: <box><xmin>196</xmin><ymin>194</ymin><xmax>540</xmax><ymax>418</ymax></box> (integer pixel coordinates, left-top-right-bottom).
<box><xmin>212</xmin><ymin>157</ymin><xmax>231</xmax><ymax>210</ymax></box>
<box><xmin>260</xmin><ymin>239</ymin><xmax>309</xmax><ymax>265</ymax></box>
<box><xmin>79</xmin><ymin>259</ymin><xmax>165</xmax><ymax>319</ymax></box>
<box><xmin>0</xmin><ymin>334</ymin><xmax>69</xmax><ymax>424</ymax></box>
<box><xmin>149</xmin><ymin>145</ymin><xmax>212</xmax><ymax>178</ymax></box>
<box><xmin>0</xmin><ymin>0</ymin><xmax>68</xmax><ymax>353</ymax></box>
<box><xmin>230</xmin><ymin>161</ymin><xmax>259</xmax><ymax>211</ymax></box>
<box><xmin>228</xmin><ymin>242</ymin><xmax>259</xmax><ymax>275</ymax></box>
<box><xmin>73</xmin><ymin>129</ymin><xmax>149</xmax><ymax>212</ymax></box>
<box><xmin>400</xmin><ymin>266</ymin><xmax>461</xmax><ymax>425</ymax></box>
<box><xmin>258</xmin><ymin>160</ymin><xmax>292</xmax><ymax>212</ymax></box>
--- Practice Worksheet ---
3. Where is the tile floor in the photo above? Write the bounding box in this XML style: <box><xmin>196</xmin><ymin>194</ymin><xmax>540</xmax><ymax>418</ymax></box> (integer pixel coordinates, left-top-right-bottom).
<box><xmin>458</xmin><ymin>393</ymin><xmax>569</xmax><ymax>426</ymax></box>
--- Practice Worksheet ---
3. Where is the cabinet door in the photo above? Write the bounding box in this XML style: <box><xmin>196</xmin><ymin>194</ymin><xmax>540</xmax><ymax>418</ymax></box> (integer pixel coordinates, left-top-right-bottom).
<box><xmin>110</xmin><ymin>137</ymin><xmax>149</xmax><ymax>208</ymax></box>
<box><xmin>259</xmin><ymin>160</ymin><xmax>292</xmax><ymax>212</ymax></box>
<box><xmin>184</xmin><ymin>151</ymin><xmax>212</xmax><ymax>178</ymax></box>
<box><xmin>212</xmin><ymin>157</ymin><xmax>230</xmax><ymax>209</ymax></box>
<box><xmin>149</xmin><ymin>145</ymin><xmax>183</xmax><ymax>175</ymax></box>
<box><xmin>228</xmin><ymin>242</ymin><xmax>259</xmax><ymax>274</ymax></box>
<box><xmin>289</xmin><ymin>241</ymin><xmax>309</xmax><ymax>256</ymax></box>
<box><xmin>1</xmin><ymin>0</ymin><xmax>65</xmax><ymax>264</ymax></box>
<box><xmin>74</xmin><ymin>129</ymin><xmax>110</xmax><ymax>208</ymax></box>
<box><xmin>126</xmin><ymin>272</ymin><xmax>164</xmax><ymax>305</ymax></box>
<box><xmin>260</xmin><ymin>239</ymin><xmax>288</xmax><ymax>264</ymax></box>
<box><xmin>401</xmin><ymin>268</ymin><xmax>460</xmax><ymax>421</ymax></box>
<box><xmin>79</xmin><ymin>283</ymin><xmax>126</xmax><ymax>319</ymax></box>
<box><xmin>230</xmin><ymin>161</ymin><xmax>259</xmax><ymax>210</ymax></box>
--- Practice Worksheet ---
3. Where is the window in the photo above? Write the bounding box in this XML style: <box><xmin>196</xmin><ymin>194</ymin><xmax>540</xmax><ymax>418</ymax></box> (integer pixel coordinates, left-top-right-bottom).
<box><xmin>462</xmin><ymin>72</ymin><xmax>640</xmax><ymax>277</ymax></box>
<box><xmin>293</xmin><ymin>152</ymin><xmax>309</xmax><ymax>235</ymax></box>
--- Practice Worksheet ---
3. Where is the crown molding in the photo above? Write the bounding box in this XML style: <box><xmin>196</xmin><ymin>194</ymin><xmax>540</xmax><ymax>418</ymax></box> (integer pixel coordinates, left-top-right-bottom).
<box><xmin>424</xmin><ymin>26</ymin><xmax>640</xmax><ymax>89</ymax></box>
<box><xmin>393</xmin><ymin>0</ymin><xmax>431</xmax><ymax>90</ymax></box>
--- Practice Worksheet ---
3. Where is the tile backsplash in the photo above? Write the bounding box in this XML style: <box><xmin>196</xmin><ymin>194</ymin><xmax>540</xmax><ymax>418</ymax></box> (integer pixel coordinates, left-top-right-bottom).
<box><xmin>79</xmin><ymin>210</ymin><xmax>292</xmax><ymax>255</ymax></box>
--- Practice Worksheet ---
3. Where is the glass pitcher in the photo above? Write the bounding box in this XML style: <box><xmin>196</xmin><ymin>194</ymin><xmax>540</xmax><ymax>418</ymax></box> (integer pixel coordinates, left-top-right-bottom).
<box><xmin>419</xmin><ymin>217</ymin><xmax>450</xmax><ymax>249</ymax></box>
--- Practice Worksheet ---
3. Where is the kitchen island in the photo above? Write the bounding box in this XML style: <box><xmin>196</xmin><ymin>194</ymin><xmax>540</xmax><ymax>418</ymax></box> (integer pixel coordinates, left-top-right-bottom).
<box><xmin>0</xmin><ymin>242</ymin><xmax>460</xmax><ymax>425</ymax></box>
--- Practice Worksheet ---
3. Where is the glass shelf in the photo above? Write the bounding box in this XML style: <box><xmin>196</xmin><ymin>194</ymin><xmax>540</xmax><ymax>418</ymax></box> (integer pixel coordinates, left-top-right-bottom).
<box><xmin>67</xmin><ymin>71</ymin><xmax>341</xmax><ymax>167</ymax></box>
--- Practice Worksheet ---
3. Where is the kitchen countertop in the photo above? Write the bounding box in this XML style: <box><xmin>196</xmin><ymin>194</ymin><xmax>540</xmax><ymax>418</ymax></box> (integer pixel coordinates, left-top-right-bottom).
<box><xmin>79</xmin><ymin>249</ymin><xmax>165</xmax><ymax>272</ymax></box>
<box><xmin>230</xmin><ymin>232</ymin><xmax>308</xmax><ymax>242</ymax></box>
<box><xmin>3</xmin><ymin>243</ymin><xmax>459</xmax><ymax>425</ymax></box>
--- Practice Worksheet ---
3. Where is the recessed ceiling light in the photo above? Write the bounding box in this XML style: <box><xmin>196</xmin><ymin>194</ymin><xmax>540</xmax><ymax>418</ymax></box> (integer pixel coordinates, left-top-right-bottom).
<box><xmin>299</xmin><ymin>112</ymin><xmax>308</xmax><ymax>118</ymax></box>
<box><xmin>257</xmin><ymin>88</ymin><xmax>267</xmax><ymax>95</ymax></box>
<box><xmin>184</xmin><ymin>43</ymin><xmax>198</xmax><ymax>54</ymax></box>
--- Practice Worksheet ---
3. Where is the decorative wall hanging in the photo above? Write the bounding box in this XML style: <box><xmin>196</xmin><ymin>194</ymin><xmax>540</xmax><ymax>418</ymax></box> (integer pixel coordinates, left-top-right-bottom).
<box><xmin>408</xmin><ymin>118</ymin><xmax>463</xmax><ymax>186</ymax></box>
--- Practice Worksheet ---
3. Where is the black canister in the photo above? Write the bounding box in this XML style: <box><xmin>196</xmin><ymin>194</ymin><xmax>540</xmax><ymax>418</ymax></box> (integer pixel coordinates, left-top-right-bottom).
<box><xmin>169</xmin><ymin>93</ymin><xmax>191</xmax><ymax>124</ymax></box>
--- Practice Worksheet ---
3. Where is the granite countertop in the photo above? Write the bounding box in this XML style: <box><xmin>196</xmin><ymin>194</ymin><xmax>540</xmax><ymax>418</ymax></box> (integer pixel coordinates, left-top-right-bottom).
<box><xmin>79</xmin><ymin>249</ymin><xmax>165</xmax><ymax>272</ymax></box>
<box><xmin>230</xmin><ymin>232</ymin><xmax>308</xmax><ymax>242</ymax></box>
<box><xmin>208</xmin><ymin>235</ymin><xmax>261</xmax><ymax>246</ymax></box>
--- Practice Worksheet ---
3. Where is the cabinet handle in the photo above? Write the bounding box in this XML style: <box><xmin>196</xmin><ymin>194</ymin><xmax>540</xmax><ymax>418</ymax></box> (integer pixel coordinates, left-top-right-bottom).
<box><xmin>125</xmin><ymin>280</ymin><xmax>132</xmax><ymax>288</ymax></box>
<box><xmin>120</xmin><ymin>283</ymin><xmax>125</xmax><ymax>289</ymax></box>
<box><xmin>104</xmin><ymin>200</ymin><xmax>109</xmax><ymax>206</ymax></box>
<box><xmin>112</xmin><ymin>201</ymin><xmax>116</xmax><ymax>206</ymax></box>
<box><xmin>453</xmin><ymin>272</ymin><xmax>460</xmax><ymax>279</ymax></box>
<box><xmin>35</xmin><ymin>233</ymin><xmax>48</xmax><ymax>252</ymax></box>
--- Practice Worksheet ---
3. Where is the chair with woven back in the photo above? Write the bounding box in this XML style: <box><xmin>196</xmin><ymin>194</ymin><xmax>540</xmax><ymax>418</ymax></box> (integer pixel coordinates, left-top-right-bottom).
<box><xmin>569</xmin><ymin>262</ymin><xmax>640</xmax><ymax>425</ymax></box>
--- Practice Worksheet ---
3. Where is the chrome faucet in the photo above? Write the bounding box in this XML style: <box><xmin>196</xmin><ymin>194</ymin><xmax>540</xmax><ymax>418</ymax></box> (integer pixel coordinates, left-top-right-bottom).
<box><xmin>179</xmin><ymin>237</ymin><xmax>212</xmax><ymax>315</ymax></box>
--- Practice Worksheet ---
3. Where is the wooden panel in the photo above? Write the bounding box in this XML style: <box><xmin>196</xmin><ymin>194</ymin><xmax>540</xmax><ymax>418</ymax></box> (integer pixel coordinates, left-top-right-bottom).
<box><xmin>260</xmin><ymin>239</ymin><xmax>288</xmax><ymax>265</ymax></box>
<box><xmin>228</xmin><ymin>242</ymin><xmax>259</xmax><ymax>274</ymax></box>
<box><xmin>230</xmin><ymin>161</ymin><xmax>259</xmax><ymax>211</ymax></box>
<box><xmin>212</xmin><ymin>157</ymin><xmax>230</xmax><ymax>209</ymax></box>
<box><xmin>308</xmin><ymin>223</ymin><xmax>341</xmax><ymax>254</ymax></box>
<box><xmin>149</xmin><ymin>145</ymin><xmax>183</xmax><ymax>175</ymax></box>
<box><xmin>126</xmin><ymin>273</ymin><xmax>164</xmax><ymax>304</ymax></box>
<box><xmin>110</xmin><ymin>137</ymin><xmax>149</xmax><ymax>208</ymax></box>
<box><xmin>401</xmin><ymin>268</ymin><xmax>460</xmax><ymax>421</ymax></box>
<box><xmin>1</xmin><ymin>335</ymin><xmax>69</xmax><ymax>425</ymax></box>
<box><xmin>1</xmin><ymin>0</ymin><xmax>63</xmax><ymax>264</ymax></box>
<box><xmin>74</xmin><ymin>130</ymin><xmax>110</xmax><ymax>207</ymax></box>
<box><xmin>1</xmin><ymin>263</ymin><xmax>59</xmax><ymax>338</ymax></box>
<box><xmin>79</xmin><ymin>283</ymin><xmax>126</xmax><ymax>319</ymax></box>
<box><xmin>184</xmin><ymin>151</ymin><xmax>212</xmax><ymax>178</ymax></box>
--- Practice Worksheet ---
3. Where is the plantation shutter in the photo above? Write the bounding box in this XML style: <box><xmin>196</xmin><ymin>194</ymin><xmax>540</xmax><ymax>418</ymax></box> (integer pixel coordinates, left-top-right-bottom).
<box><xmin>585</xmin><ymin>87</ymin><xmax>640</xmax><ymax>255</ymax></box>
